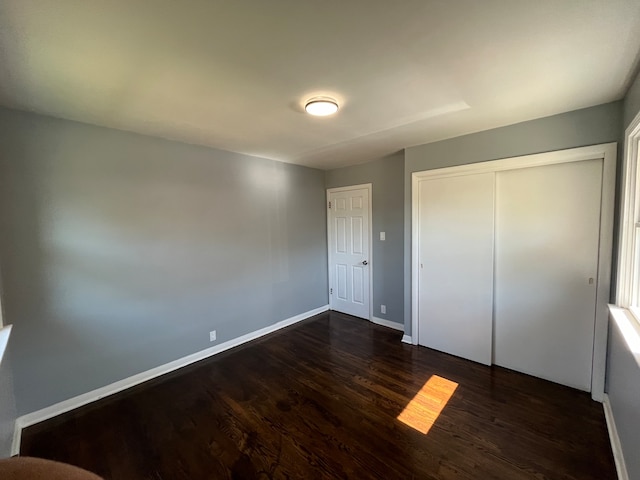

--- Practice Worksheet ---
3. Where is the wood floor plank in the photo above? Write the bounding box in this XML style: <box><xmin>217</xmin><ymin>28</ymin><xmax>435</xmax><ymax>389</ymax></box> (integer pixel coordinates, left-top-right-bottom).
<box><xmin>20</xmin><ymin>311</ymin><xmax>616</xmax><ymax>479</ymax></box>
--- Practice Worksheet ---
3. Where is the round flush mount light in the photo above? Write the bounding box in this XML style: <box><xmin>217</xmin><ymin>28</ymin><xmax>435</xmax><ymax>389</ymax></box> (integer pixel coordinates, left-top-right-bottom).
<box><xmin>305</xmin><ymin>97</ymin><xmax>339</xmax><ymax>116</ymax></box>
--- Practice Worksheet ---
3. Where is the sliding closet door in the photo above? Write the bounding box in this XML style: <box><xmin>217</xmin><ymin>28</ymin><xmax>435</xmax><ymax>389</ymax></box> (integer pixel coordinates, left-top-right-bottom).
<box><xmin>418</xmin><ymin>173</ymin><xmax>494</xmax><ymax>365</ymax></box>
<box><xmin>494</xmin><ymin>159</ymin><xmax>602</xmax><ymax>391</ymax></box>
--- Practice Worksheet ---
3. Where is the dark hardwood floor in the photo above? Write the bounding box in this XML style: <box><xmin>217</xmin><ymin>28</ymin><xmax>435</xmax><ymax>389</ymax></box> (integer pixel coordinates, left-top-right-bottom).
<box><xmin>21</xmin><ymin>311</ymin><xmax>616</xmax><ymax>479</ymax></box>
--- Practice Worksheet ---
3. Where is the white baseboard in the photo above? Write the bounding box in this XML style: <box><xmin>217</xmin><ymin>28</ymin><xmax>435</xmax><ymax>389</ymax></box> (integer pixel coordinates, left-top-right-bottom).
<box><xmin>401</xmin><ymin>334</ymin><xmax>413</xmax><ymax>344</ymax></box>
<box><xmin>370</xmin><ymin>316</ymin><xmax>404</xmax><ymax>331</ymax></box>
<box><xmin>11</xmin><ymin>305</ymin><xmax>329</xmax><ymax>455</ymax></box>
<box><xmin>603</xmin><ymin>394</ymin><xmax>629</xmax><ymax>480</ymax></box>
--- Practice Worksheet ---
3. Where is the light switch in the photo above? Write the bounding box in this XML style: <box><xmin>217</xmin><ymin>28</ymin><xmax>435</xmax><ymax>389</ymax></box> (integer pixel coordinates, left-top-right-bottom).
<box><xmin>380</xmin><ymin>231</ymin><xmax>386</xmax><ymax>241</ymax></box>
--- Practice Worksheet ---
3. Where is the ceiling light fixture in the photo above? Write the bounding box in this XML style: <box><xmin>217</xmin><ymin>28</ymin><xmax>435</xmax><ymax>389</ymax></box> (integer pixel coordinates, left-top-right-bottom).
<box><xmin>305</xmin><ymin>97</ymin><xmax>339</xmax><ymax>116</ymax></box>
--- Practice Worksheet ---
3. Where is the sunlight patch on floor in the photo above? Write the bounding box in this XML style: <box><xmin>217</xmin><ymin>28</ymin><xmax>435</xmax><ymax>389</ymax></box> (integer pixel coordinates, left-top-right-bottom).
<box><xmin>397</xmin><ymin>375</ymin><xmax>458</xmax><ymax>434</ymax></box>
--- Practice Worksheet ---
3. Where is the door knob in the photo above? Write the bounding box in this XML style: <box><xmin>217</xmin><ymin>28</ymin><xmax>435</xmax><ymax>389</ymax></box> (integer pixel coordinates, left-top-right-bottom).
<box><xmin>362</xmin><ymin>260</ymin><xmax>368</xmax><ymax>265</ymax></box>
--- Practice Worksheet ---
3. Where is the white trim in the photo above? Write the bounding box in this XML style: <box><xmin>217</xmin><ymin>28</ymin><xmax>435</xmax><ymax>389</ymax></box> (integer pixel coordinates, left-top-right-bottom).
<box><xmin>603</xmin><ymin>394</ymin><xmax>630</xmax><ymax>480</ymax></box>
<box><xmin>325</xmin><ymin>183</ymin><xmax>372</xmax><ymax>194</ymax></box>
<box><xmin>10</xmin><ymin>423</ymin><xmax>20</xmax><ymax>457</ymax></box>
<box><xmin>617</xmin><ymin>110</ymin><xmax>640</xmax><ymax>307</ymax></box>
<box><xmin>0</xmin><ymin>325</ymin><xmax>15</xmax><ymax>457</ymax></box>
<box><xmin>591</xmin><ymin>143</ymin><xmax>617</xmax><ymax>401</ymax></box>
<box><xmin>401</xmin><ymin>335</ymin><xmax>413</xmax><ymax>344</ymax></box>
<box><xmin>326</xmin><ymin>183</ymin><xmax>374</xmax><ymax>321</ymax></box>
<box><xmin>411</xmin><ymin>171</ymin><xmax>420</xmax><ymax>346</ymax></box>
<box><xmin>0</xmin><ymin>325</ymin><xmax>11</xmax><ymax>365</ymax></box>
<box><xmin>412</xmin><ymin>143</ymin><xmax>617</xmax><ymax>181</ymax></box>
<box><xmin>411</xmin><ymin>143</ymin><xmax>617</xmax><ymax>400</ymax></box>
<box><xmin>370</xmin><ymin>316</ymin><xmax>404</xmax><ymax>331</ymax></box>
<box><xmin>11</xmin><ymin>305</ymin><xmax>329</xmax><ymax>453</ymax></box>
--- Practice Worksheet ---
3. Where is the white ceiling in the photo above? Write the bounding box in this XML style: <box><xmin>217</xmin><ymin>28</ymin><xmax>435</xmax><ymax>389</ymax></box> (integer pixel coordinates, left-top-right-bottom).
<box><xmin>1</xmin><ymin>1</ymin><xmax>639</xmax><ymax>170</ymax></box>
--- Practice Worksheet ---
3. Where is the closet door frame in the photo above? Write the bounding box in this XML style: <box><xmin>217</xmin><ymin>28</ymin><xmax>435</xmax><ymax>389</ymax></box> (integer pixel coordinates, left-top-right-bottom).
<box><xmin>411</xmin><ymin>143</ymin><xmax>616</xmax><ymax>401</ymax></box>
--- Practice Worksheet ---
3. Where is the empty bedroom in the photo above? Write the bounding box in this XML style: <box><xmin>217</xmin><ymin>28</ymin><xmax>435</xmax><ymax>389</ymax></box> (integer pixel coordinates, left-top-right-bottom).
<box><xmin>1</xmin><ymin>1</ymin><xmax>639</xmax><ymax>479</ymax></box>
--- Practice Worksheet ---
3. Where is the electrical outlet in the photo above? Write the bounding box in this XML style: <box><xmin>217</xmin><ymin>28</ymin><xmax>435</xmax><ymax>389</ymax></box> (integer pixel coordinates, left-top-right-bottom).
<box><xmin>209</xmin><ymin>330</ymin><xmax>217</xmax><ymax>342</ymax></box>
<box><xmin>381</xmin><ymin>305</ymin><xmax>386</xmax><ymax>314</ymax></box>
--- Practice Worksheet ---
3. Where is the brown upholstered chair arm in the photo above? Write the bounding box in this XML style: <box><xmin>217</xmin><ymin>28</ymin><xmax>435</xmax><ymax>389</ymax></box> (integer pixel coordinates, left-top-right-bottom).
<box><xmin>0</xmin><ymin>456</ymin><xmax>103</xmax><ymax>479</ymax></box>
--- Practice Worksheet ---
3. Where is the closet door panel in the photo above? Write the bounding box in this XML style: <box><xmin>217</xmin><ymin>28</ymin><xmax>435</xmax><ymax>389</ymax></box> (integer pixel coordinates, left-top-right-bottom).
<box><xmin>418</xmin><ymin>173</ymin><xmax>494</xmax><ymax>365</ymax></box>
<box><xmin>494</xmin><ymin>159</ymin><xmax>602</xmax><ymax>391</ymax></box>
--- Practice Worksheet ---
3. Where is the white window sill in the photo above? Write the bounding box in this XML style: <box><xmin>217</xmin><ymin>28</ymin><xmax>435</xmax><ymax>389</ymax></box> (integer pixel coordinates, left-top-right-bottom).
<box><xmin>608</xmin><ymin>305</ymin><xmax>640</xmax><ymax>369</ymax></box>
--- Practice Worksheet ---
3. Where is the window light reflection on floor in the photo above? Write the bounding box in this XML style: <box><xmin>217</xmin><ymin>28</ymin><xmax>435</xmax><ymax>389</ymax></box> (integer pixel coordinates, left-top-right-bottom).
<box><xmin>397</xmin><ymin>375</ymin><xmax>458</xmax><ymax>434</ymax></box>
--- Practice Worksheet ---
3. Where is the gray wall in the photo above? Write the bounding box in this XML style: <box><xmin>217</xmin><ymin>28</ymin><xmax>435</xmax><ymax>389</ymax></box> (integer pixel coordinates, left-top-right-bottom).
<box><xmin>0</xmin><ymin>108</ymin><xmax>328</xmax><ymax>415</ymax></box>
<box><xmin>404</xmin><ymin>101</ymin><xmax>623</xmax><ymax>336</ymax></box>
<box><xmin>325</xmin><ymin>152</ymin><xmax>404</xmax><ymax>326</ymax></box>
<box><xmin>606</xmin><ymin>68</ymin><xmax>640</xmax><ymax>480</ymax></box>
<box><xmin>0</xmin><ymin>326</ymin><xmax>17</xmax><ymax>458</ymax></box>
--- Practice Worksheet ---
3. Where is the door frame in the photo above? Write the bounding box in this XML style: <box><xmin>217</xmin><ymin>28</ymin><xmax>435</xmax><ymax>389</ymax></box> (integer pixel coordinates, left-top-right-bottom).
<box><xmin>327</xmin><ymin>183</ymin><xmax>373</xmax><ymax>321</ymax></box>
<box><xmin>411</xmin><ymin>143</ymin><xmax>616</xmax><ymax>401</ymax></box>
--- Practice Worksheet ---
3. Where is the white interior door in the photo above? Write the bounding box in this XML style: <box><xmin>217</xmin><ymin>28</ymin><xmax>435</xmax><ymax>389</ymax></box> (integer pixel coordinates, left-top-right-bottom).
<box><xmin>494</xmin><ymin>159</ymin><xmax>603</xmax><ymax>391</ymax></box>
<box><xmin>418</xmin><ymin>173</ymin><xmax>494</xmax><ymax>365</ymax></box>
<box><xmin>328</xmin><ymin>186</ymin><xmax>371</xmax><ymax>319</ymax></box>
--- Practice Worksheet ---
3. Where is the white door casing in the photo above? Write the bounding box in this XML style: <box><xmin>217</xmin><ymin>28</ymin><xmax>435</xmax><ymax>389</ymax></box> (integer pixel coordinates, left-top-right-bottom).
<box><xmin>327</xmin><ymin>185</ymin><xmax>372</xmax><ymax>320</ymax></box>
<box><xmin>493</xmin><ymin>159</ymin><xmax>602</xmax><ymax>391</ymax></box>
<box><xmin>411</xmin><ymin>143</ymin><xmax>616</xmax><ymax>400</ymax></box>
<box><xmin>417</xmin><ymin>173</ymin><xmax>495</xmax><ymax>365</ymax></box>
